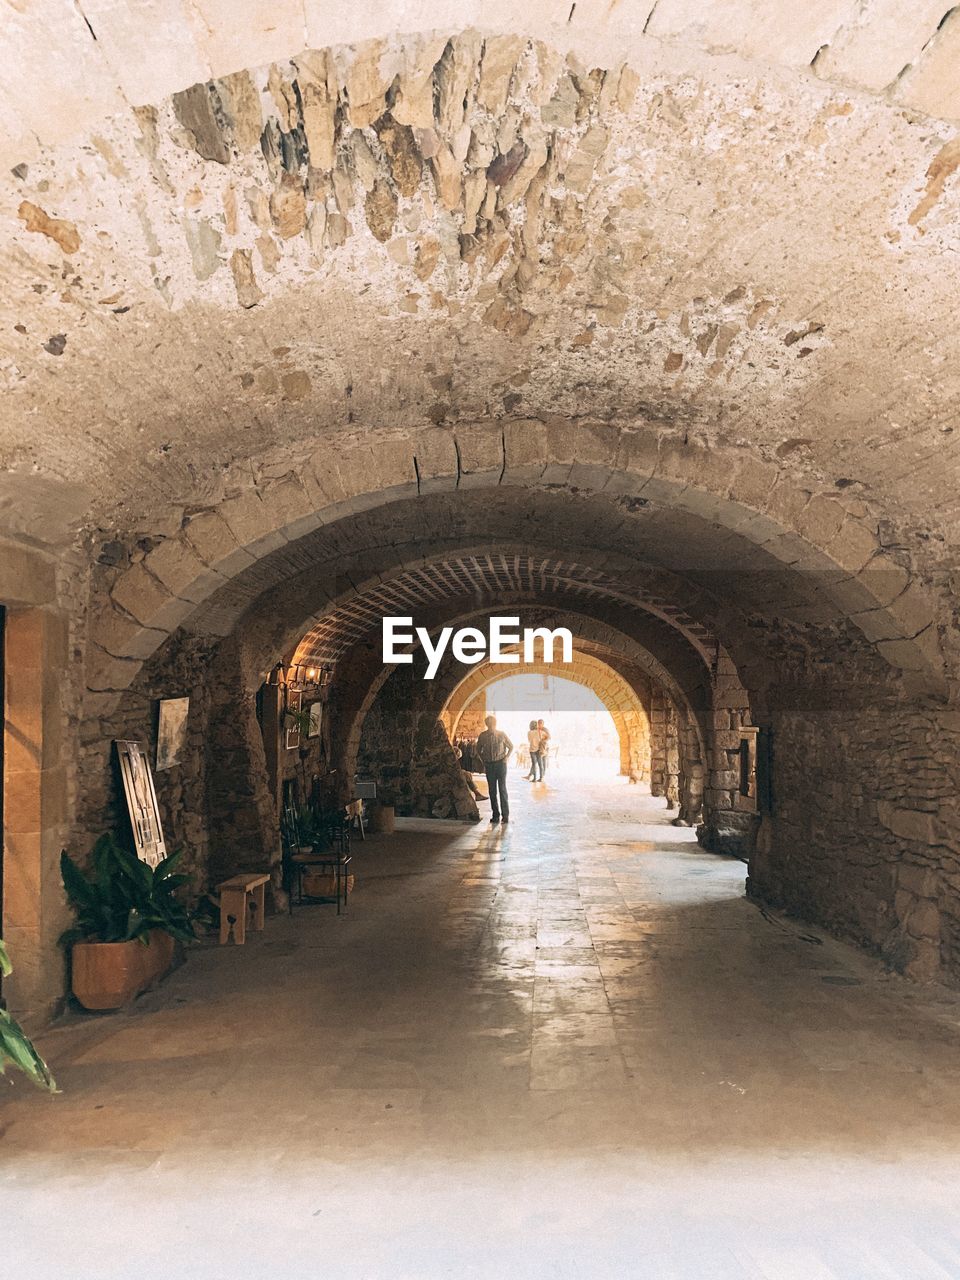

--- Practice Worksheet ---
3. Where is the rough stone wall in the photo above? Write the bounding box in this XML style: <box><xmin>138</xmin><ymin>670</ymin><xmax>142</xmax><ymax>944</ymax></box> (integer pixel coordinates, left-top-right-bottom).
<box><xmin>749</xmin><ymin>688</ymin><xmax>960</xmax><ymax>982</ymax></box>
<box><xmin>697</xmin><ymin>651</ymin><xmax>759</xmax><ymax>855</ymax></box>
<box><xmin>456</xmin><ymin>692</ymin><xmax>487</xmax><ymax>741</ymax></box>
<box><xmin>357</xmin><ymin>664</ymin><xmax>479</xmax><ymax>820</ymax></box>
<box><xmin>280</xmin><ymin>687</ymin><xmax>333</xmax><ymax>800</ymax></box>
<box><xmin>75</xmin><ymin>630</ymin><xmax>215</xmax><ymax>888</ymax></box>
<box><xmin>5</xmin><ymin>2</ymin><xmax>960</xmax><ymax>177</ymax></box>
<box><xmin>202</xmin><ymin>638</ymin><xmax>283</xmax><ymax>888</ymax></box>
<box><xmin>649</xmin><ymin>686</ymin><xmax>679</xmax><ymax>805</ymax></box>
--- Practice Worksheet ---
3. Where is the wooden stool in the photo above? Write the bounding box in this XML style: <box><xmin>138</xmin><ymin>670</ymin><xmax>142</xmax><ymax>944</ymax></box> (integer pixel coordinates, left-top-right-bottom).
<box><xmin>217</xmin><ymin>873</ymin><xmax>270</xmax><ymax>944</ymax></box>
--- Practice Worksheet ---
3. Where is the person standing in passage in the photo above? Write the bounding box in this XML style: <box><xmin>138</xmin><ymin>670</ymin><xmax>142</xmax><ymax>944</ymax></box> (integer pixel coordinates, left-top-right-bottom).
<box><xmin>525</xmin><ymin>720</ymin><xmax>543</xmax><ymax>781</ymax></box>
<box><xmin>537</xmin><ymin>719</ymin><xmax>551</xmax><ymax>778</ymax></box>
<box><xmin>476</xmin><ymin>714</ymin><xmax>513</xmax><ymax>823</ymax></box>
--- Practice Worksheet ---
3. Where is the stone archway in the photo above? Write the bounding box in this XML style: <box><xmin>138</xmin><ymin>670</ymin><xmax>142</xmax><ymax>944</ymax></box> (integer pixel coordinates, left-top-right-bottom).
<box><xmin>320</xmin><ymin>603</ymin><xmax>715</xmax><ymax>827</ymax></box>
<box><xmin>88</xmin><ymin>431</ymin><xmax>943</xmax><ymax>715</ymax></box>
<box><xmin>5</xmin><ymin>24</ymin><xmax>960</xmax><ymax>1007</ymax></box>
<box><xmin>442</xmin><ymin>653</ymin><xmax>651</xmax><ymax>782</ymax></box>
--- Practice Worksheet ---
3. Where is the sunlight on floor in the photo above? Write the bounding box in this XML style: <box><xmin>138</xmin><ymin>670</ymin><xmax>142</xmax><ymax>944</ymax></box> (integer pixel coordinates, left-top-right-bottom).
<box><xmin>5</xmin><ymin>774</ymin><xmax>960</xmax><ymax>1278</ymax></box>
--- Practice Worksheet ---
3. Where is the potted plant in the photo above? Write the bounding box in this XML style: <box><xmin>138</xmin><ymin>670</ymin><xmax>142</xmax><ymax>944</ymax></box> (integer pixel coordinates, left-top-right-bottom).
<box><xmin>60</xmin><ymin>833</ymin><xmax>195</xmax><ymax>1011</ymax></box>
<box><xmin>0</xmin><ymin>940</ymin><xmax>56</xmax><ymax>1091</ymax></box>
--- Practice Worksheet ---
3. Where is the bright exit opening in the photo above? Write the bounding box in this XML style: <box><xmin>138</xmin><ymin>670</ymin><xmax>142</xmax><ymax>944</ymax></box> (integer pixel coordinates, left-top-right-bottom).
<box><xmin>462</xmin><ymin>673</ymin><xmax>623</xmax><ymax>778</ymax></box>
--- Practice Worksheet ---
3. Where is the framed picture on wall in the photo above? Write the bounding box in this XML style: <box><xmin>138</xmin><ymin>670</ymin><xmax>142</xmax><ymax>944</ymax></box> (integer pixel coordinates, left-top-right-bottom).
<box><xmin>156</xmin><ymin>696</ymin><xmax>190</xmax><ymax>771</ymax></box>
<box><xmin>308</xmin><ymin>700</ymin><xmax>322</xmax><ymax>738</ymax></box>
<box><xmin>115</xmin><ymin>740</ymin><xmax>167</xmax><ymax>867</ymax></box>
<box><xmin>285</xmin><ymin>689</ymin><xmax>302</xmax><ymax>750</ymax></box>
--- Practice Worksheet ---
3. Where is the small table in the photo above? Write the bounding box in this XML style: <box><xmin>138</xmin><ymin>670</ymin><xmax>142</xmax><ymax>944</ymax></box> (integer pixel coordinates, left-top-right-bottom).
<box><xmin>217</xmin><ymin>872</ymin><xmax>270</xmax><ymax>944</ymax></box>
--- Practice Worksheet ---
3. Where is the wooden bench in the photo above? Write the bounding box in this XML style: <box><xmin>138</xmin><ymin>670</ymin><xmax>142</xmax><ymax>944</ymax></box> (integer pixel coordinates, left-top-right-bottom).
<box><xmin>217</xmin><ymin>872</ymin><xmax>270</xmax><ymax>944</ymax></box>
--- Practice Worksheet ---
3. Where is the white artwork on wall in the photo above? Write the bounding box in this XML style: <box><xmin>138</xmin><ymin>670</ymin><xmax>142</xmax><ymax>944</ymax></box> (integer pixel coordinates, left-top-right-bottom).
<box><xmin>308</xmin><ymin>700</ymin><xmax>322</xmax><ymax>739</ymax></box>
<box><xmin>157</xmin><ymin>696</ymin><xmax>190</xmax><ymax>771</ymax></box>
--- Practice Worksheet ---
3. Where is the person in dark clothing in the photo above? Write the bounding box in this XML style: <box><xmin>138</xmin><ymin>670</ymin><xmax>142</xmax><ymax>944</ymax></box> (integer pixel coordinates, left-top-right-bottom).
<box><xmin>475</xmin><ymin>714</ymin><xmax>513</xmax><ymax>823</ymax></box>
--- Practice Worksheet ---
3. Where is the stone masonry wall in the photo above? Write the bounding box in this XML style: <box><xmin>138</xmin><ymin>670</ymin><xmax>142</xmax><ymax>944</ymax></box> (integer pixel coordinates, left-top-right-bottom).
<box><xmin>750</xmin><ymin>691</ymin><xmax>960</xmax><ymax>982</ymax></box>
<box><xmin>649</xmin><ymin>687</ymin><xmax>679</xmax><ymax>807</ymax></box>
<box><xmin>456</xmin><ymin>692</ymin><xmax>487</xmax><ymax>741</ymax></box>
<box><xmin>75</xmin><ymin>631</ymin><xmax>215</xmax><ymax>889</ymax></box>
<box><xmin>358</xmin><ymin>664</ymin><xmax>479</xmax><ymax>820</ymax></box>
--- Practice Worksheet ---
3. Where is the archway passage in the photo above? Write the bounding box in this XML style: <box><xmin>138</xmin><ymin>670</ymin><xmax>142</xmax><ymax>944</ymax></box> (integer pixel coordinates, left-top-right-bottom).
<box><xmin>5</xmin><ymin>8</ymin><xmax>960</xmax><ymax>1274</ymax></box>
<box><xmin>6</xmin><ymin>755</ymin><xmax>960</xmax><ymax>1280</ymax></box>
<box><xmin>446</xmin><ymin>664</ymin><xmax>648</xmax><ymax>783</ymax></box>
<box><xmin>51</xmin><ymin>469</ymin><xmax>951</xmax><ymax>1014</ymax></box>
<box><xmin>282</xmin><ymin>543</ymin><xmax>722</xmax><ymax>831</ymax></box>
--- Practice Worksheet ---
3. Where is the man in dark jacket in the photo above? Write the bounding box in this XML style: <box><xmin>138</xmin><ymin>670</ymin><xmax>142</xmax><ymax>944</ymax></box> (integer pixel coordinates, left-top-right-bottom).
<box><xmin>475</xmin><ymin>715</ymin><xmax>513</xmax><ymax>823</ymax></box>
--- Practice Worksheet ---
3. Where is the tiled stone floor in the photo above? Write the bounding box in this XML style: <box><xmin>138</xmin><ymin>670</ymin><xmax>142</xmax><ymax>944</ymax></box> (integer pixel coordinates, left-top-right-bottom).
<box><xmin>7</xmin><ymin>764</ymin><xmax>960</xmax><ymax>1277</ymax></box>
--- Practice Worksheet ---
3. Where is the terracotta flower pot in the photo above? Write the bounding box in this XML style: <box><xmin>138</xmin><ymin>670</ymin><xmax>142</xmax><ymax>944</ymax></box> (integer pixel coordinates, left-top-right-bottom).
<box><xmin>144</xmin><ymin>929</ymin><xmax>175</xmax><ymax>982</ymax></box>
<box><xmin>71</xmin><ymin>929</ymin><xmax>175</xmax><ymax>1011</ymax></box>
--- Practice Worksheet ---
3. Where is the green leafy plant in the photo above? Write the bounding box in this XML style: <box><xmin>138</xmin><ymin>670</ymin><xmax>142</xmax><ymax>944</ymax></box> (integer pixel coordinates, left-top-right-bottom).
<box><xmin>0</xmin><ymin>940</ymin><xmax>57</xmax><ymax>1092</ymax></box>
<box><xmin>60</xmin><ymin>833</ymin><xmax>195</xmax><ymax>947</ymax></box>
<box><xmin>285</xmin><ymin>708</ymin><xmax>313</xmax><ymax>737</ymax></box>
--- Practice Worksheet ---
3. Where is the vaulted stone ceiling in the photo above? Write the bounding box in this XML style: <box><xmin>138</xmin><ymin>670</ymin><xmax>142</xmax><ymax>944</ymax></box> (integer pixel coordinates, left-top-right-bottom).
<box><xmin>2</xmin><ymin>7</ymin><xmax>960</xmax><ymax>583</ymax></box>
<box><xmin>289</xmin><ymin>551</ymin><xmax>718</xmax><ymax>667</ymax></box>
<box><xmin>168</xmin><ymin>488</ymin><xmax>877</xmax><ymax>683</ymax></box>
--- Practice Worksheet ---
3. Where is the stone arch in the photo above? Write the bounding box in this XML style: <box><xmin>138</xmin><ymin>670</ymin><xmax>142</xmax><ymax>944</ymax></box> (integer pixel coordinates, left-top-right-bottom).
<box><xmin>88</xmin><ymin>426</ymin><xmax>944</xmax><ymax>724</ymax></box>
<box><xmin>6</xmin><ymin>11</ymin><xmax>958</xmax><ymax>172</ymax></box>
<box><xmin>5</xmin><ymin>15</ymin><xmax>960</xmax><ymax>1012</ymax></box>
<box><xmin>442</xmin><ymin>653</ymin><xmax>651</xmax><ymax>781</ymax></box>
<box><xmin>321</xmin><ymin>605</ymin><xmax>711</xmax><ymax>830</ymax></box>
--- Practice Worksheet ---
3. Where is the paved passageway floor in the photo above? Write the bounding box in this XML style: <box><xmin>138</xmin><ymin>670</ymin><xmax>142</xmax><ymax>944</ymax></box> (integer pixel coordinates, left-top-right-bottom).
<box><xmin>6</xmin><ymin>766</ymin><xmax>960</xmax><ymax>1277</ymax></box>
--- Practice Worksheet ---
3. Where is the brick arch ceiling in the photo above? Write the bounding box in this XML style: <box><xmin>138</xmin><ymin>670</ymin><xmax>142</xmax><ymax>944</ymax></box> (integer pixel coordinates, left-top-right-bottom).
<box><xmin>290</xmin><ymin>552</ymin><xmax>720</xmax><ymax>671</ymax></box>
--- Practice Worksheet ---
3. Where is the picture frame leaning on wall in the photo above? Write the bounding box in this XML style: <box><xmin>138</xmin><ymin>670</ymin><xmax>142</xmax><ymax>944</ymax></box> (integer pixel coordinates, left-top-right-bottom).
<box><xmin>115</xmin><ymin>740</ymin><xmax>167</xmax><ymax>868</ymax></box>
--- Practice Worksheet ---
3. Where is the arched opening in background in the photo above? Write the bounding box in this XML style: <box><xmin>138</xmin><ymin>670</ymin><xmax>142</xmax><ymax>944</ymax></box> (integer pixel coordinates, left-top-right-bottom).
<box><xmin>461</xmin><ymin>671</ymin><xmax>630</xmax><ymax>785</ymax></box>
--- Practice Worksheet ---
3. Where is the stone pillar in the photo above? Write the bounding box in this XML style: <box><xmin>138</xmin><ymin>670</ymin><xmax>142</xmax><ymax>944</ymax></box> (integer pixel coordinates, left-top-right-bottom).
<box><xmin>664</xmin><ymin>704</ymin><xmax>680</xmax><ymax>809</ymax></box>
<box><xmin>698</xmin><ymin>654</ymin><xmax>758</xmax><ymax>857</ymax></box>
<box><xmin>649</xmin><ymin>687</ymin><xmax>668</xmax><ymax>797</ymax></box>
<box><xmin>3</xmin><ymin>606</ymin><xmax>71</xmax><ymax>1021</ymax></box>
<box><xmin>205</xmin><ymin>638</ymin><xmax>282</xmax><ymax>890</ymax></box>
<box><xmin>649</xmin><ymin>687</ymin><xmax>679</xmax><ymax>807</ymax></box>
<box><xmin>676</xmin><ymin>714</ymin><xmax>705</xmax><ymax>825</ymax></box>
<box><xmin>357</xmin><ymin>664</ymin><xmax>478</xmax><ymax>821</ymax></box>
